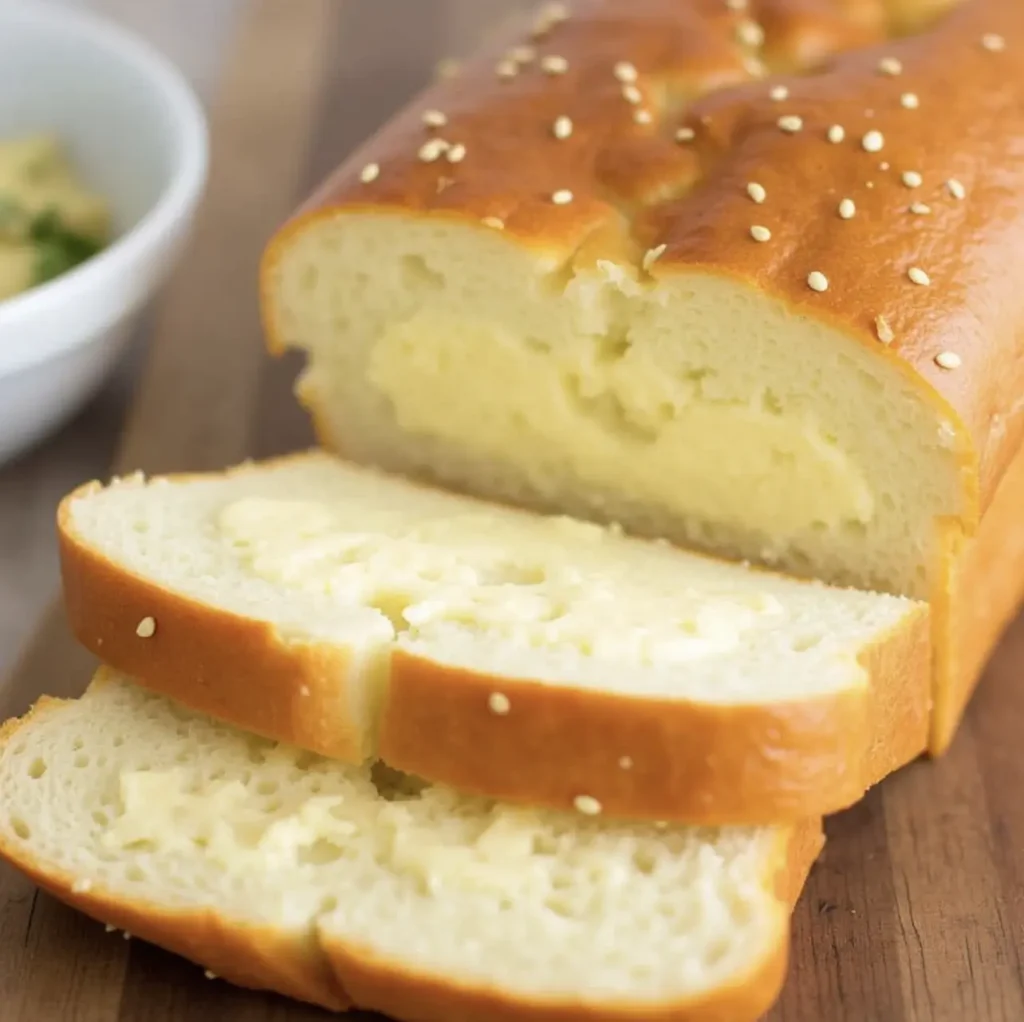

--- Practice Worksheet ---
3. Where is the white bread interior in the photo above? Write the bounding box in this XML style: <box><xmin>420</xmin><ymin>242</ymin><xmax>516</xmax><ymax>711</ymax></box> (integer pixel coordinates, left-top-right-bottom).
<box><xmin>0</xmin><ymin>675</ymin><xmax>813</xmax><ymax>1019</ymax></box>
<box><xmin>63</xmin><ymin>452</ymin><xmax>922</xmax><ymax>762</ymax></box>
<box><xmin>266</xmin><ymin>212</ymin><xmax>967</xmax><ymax>600</ymax></box>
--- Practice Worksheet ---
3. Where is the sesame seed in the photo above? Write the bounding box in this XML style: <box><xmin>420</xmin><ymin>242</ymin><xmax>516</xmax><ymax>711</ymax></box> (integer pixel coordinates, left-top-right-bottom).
<box><xmin>875</xmin><ymin>315</ymin><xmax>895</xmax><ymax>344</ymax></box>
<box><xmin>769</xmin><ymin>85</ymin><xmax>789</xmax><ymax>101</ymax></box>
<box><xmin>879</xmin><ymin>161</ymin><xmax>891</xmax><ymax>171</ymax></box>
<box><xmin>105</xmin><ymin>924</ymin><xmax>116</xmax><ymax>933</ymax></box>
<box><xmin>619</xmin><ymin>756</ymin><xmax>634</xmax><ymax>769</ymax></box>
<box><xmin>838</xmin><ymin>198</ymin><xmax>856</xmax><ymax>220</ymax></box>
<box><xmin>777</xmin><ymin>115</ymin><xmax>803</xmax><ymax>133</ymax></box>
<box><xmin>482</xmin><ymin>216</ymin><xmax>505</xmax><ymax>230</ymax></box>
<box><xmin>136</xmin><ymin>616</ymin><xmax>156</xmax><ymax>639</ymax></box>
<box><xmin>743</xmin><ymin>55</ymin><xmax>766</xmax><ymax>78</ymax></box>
<box><xmin>981</xmin><ymin>33</ymin><xmax>1006</xmax><ymax>53</ymax></box>
<box><xmin>633</xmin><ymin>109</ymin><xmax>652</xmax><ymax>125</ymax></box>
<box><xmin>827</xmin><ymin>124</ymin><xmax>846</xmax><ymax>144</ymax></box>
<box><xmin>552</xmin><ymin>189</ymin><xmax>574</xmax><ymax>205</ymax></box>
<box><xmin>496</xmin><ymin>59</ymin><xmax>518</xmax><ymax>79</ymax></box>
<box><xmin>422</xmin><ymin>109</ymin><xmax>447</xmax><ymax>128</ymax></box>
<box><xmin>901</xmin><ymin>92</ymin><xmax>920</xmax><ymax>109</ymax></box>
<box><xmin>935</xmin><ymin>350</ymin><xmax>962</xmax><ymax>369</ymax></box>
<box><xmin>901</xmin><ymin>170</ymin><xmax>923</xmax><ymax>188</ymax></box>
<box><xmin>643</xmin><ymin>243</ymin><xmax>667</xmax><ymax>270</ymax></box>
<box><xmin>510</xmin><ymin>45</ymin><xmax>536</xmax><ymax>64</ymax></box>
<box><xmin>866</xmin><ymin>181</ymin><xmax>876</xmax><ymax>189</ymax></box>
<box><xmin>574</xmin><ymin>795</ymin><xmax>603</xmax><ymax>816</ymax></box>
<box><xmin>947</xmin><ymin>178</ymin><xmax>966</xmax><ymax>200</ymax></box>
<box><xmin>205</xmin><ymin>970</ymin><xmax>218</xmax><ymax>980</ymax></box>
<box><xmin>446</xmin><ymin>143</ymin><xmax>466</xmax><ymax>163</ymax></box>
<box><xmin>614</xmin><ymin>61</ymin><xmax>638</xmax><ymax>83</ymax></box>
<box><xmin>359</xmin><ymin>162</ymin><xmax>380</xmax><ymax>184</ymax></box>
<box><xmin>123</xmin><ymin>931</ymin><xmax>132</xmax><ymax>941</ymax></box>
<box><xmin>736</xmin><ymin>20</ymin><xmax>765</xmax><ymax>47</ymax></box>
<box><xmin>725</xmin><ymin>0</ymin><xmax>748</xmax><ymax>9</ymax></box>
<box><xmin>750</xmin><ymin>224</ymin><xmax>772</xmax><ymax>242</ymax></box>
<box><xmin>747</xmin><ymin>181</ymin><xmax>767</xmax><ymax>203</ymax></box>
<box><xmin>553</xmin><ymin>115</ymin><xmax>573</xmax><ymax>139</ymax></box>
<box><xmin>907</xmin><ymin>266</ymin><xmax>931</xmax><ymax>286</ymax></box>
<box><xmin>878</xmin><ymin>56</ymin><xmax>903</xmax><ymax>75</ymax></box>
<box><xmin>488</xmin><ymin>692</ymin><xmax>511</xmax><ymax>715</ymax></box>
<box><xmin>418</xmin><ymin>138</ymin><xmax>449</xmax><ymax>162</ymax></box>
<box><xmin>622</xmin><ymin>83</ymin><xmax>642</xmax><ymax>104</ymax></box>
<box><xmin>909</xmin><ymin>202</ymin><xmax>932</xmax><ymax>215</ymax></box>
<box><xmin>807</xmin><ymin>271</ymin><xmax>829</xmax><ymax>293</ymax></box>
<box><xmin>862</xmin><ymin>130</ymin><xmax>885</xmax><ymax>152</ymax></box>
<box><xmin>675</xmin><ymin>126</ymin><xmax>696</xmax><ymax>142</ymax></box>
<box><xmin>541</xmin><ymin>54</ymin><xmax>569</xmax><ymax>74</ymax></box>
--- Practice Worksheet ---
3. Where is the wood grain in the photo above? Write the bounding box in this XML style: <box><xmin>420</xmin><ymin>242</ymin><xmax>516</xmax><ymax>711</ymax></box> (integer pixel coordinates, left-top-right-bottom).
<box><xmin>1</xmin><ymin>1</ymin><xmax>1023</xmax><ymax>1020</ymax></box>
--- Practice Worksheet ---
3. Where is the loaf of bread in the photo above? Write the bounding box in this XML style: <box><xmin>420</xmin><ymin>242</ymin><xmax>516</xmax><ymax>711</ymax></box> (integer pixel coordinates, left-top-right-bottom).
<box><xmin>260</xmin><ymin>0</ymin><xmax>1024</xmax><ymax>749</ymax></box>
<box><xmin>0</xmin><ymin>673</ymin><xmax>823</xmax><ymax>1022</ymax></box>
<box><xmin>58</xmin><ymin>452</ymin><xmax>928</xmax><ymax>824</ymax></box>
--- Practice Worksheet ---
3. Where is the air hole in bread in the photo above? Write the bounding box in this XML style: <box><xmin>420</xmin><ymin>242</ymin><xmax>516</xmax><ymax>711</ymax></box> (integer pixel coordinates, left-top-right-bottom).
<box><xmin>11</xmin><ymin>818</ymin><xmax>30</xmax><ymax>840</ymax></box>
<box><xmin>400</xmin><ymin>254</ymin><xmax>445</xmax><ymax>292</ymax></box>
<box><xmin>370</xmin><ymin>761</ymin><xmax>428</xmax><ymax>801</ymax></box>
<box><xmin>791</xmin><ymin>634</ymin><xmax>823</xmax><ymax>652</ymax></box>
<box><xmin>27</xmin><ymin>759</ymin><xmax>47</xmax><ymax>780</ymax></box>
<box><xmin>632</xmin><ymin>848</ymin><xmax>658</xmax><ymax>874</ymax></box>
<box><xmin>257</xmin><ymin>780</ymin><xmax>279</xmax><ymax>796</ymax></box>
<box><xmin>127</xmin><ymin>865</ymin><xmax>146</xmax><ymax>883</ymax></box>
<box><xmin>320</xmin><ymin>895</ymin><xmax>339</xmax><ymax>913</ymax></box>
<box><xmin>299</xmin><ymin>840</ymin><xmax>346</xmax><ymax>866</ymax></box>
<box><xmin>365</xmin><ymin>590</ymin><xmax>416</xmax><ymax>633</ymax></box>
<box><xmin>74</xmin><ymin>754</ymin><xmax>90</xmax><ymax>769</ymax></box>
<box><xmin>92</xmin><ymin>811</ymin><xmax>109</xmax><ymax>827</ymax></box>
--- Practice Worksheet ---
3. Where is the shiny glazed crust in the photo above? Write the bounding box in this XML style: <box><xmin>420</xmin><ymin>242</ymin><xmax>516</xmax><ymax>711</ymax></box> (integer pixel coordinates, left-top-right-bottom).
<box><xmin>261</xmin><ymin>0</ymin><xmax>1024</xmax><ymax>521</ymax></box>
<box><xmin>57</xmin><ymin>455</ymin><xmax>930</xmax><ymax>825</ymax></box>
<box><xmin>0</xmin><ymin>692</ymin><xmax>824</xmax><ymax>1022</ymax></box>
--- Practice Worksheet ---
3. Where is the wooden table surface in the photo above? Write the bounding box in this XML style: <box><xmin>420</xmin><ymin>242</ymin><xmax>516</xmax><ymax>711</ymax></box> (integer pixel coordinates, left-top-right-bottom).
<box><xmin>1</xmin><ymin>2</ymin><xmax>1023</xmax><ymax>1020</ymax></box>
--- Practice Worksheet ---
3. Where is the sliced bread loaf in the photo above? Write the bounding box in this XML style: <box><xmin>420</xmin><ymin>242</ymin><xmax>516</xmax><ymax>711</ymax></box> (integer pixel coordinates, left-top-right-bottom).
<box><xmin>0</xmin><ymin>674</ymin><xmax>822</xmax><ymax>1022</ymax></box>
<box><xmin>58</xmin><ymin>452</ymin><xmax>929</xmax><ymax>824</ymax></box>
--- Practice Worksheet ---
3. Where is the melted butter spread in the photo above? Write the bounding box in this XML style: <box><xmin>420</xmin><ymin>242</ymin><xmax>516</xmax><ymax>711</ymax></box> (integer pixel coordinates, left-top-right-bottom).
<box><xmin>217</xmin><ymin>496</ymin><xmax>788</xmax><ymax>662</ymax></box>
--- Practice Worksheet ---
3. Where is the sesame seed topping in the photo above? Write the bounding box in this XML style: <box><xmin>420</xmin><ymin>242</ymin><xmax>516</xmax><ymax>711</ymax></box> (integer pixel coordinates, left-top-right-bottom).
<box><xmin>541</xmin><ymin>54</ymin><xmax>569</xmax><ymax>74</ymax></box>
<box><xmin>482</xmin><ymin>216</ymin><xmax>505</xmax><ymax>230</ymax></box>
<box><xmin>725</xmin><ymin>0</ymin><xmax>748</xmax><ymax>9</ymax></box>
<box><xmin>105</xmin><ymin>924</ymin><xmax>116</xmax><ymax>933</ymax></box>
<box><xmin>619</xmin><ymin>756</ymin><xmax>634</xmax><ymax>769</ymax></box>
<box><xmin>553</xmin><ymin>115</ymin><xmax>573</xmax><ymax>139</ymax></box>
<box><xmin>807</xmin><ymin>271</ymin><xmax>829</xmax><ymax>293</ymax></box>
<box><xmin>418</xmin><ymin>138</ymin><xmax>449</xmax><ymax>162</ymax></box>
<box><xmin>878</xmin><ymin>56</ymin><xmax>903</xmax><ymax>76</ymax></box>
<box><xmin>634</xmin><ymin>109</ymin><xmax>653</xmax><ymax>125</ymax></box>
<box><xmin>300</xmin><ymin>685</ymin><xmax>310</xmax><ymax>696</ymax></box>
<box><xmin>123</xmin><ymin>932</ymin><xmax>132</xmax><ymax>941</ymax></box>
<box><xmin>947</xmin><ymin>178</ymin><xmax>966</xmax><ymax>200</ymax></box>
<box><xmin>907</xmin><ymin>266</ymin><xmax>931</xmax><ymax>286</ymax></box>
<box><xmin>496</xmin><ymin>59</ymin><xmax>518</xmax><ymax>79</ymax></box>
<box><xmin>622</xmin><ymin>83</ymin><xmax>642</xmax><ymax>104</ymax></box>
<box><xmin>750</xmin><ymin>224</ymin><xmax>772</xmax><ymax>242</ymax></box>
<box><xmin>777</xmin><ymin>115</ymin><xmax>803</xmax><ymax>133</ymax></box>
<box><xmin>769</xmin><ymin>85</ymin><xmax>789</xmax><ymax>101</ymax></box>
<box><xmin>643</xmin><ymin>243</ymin><xmax>667</xmax><ymax>270</ymax></box>
<box><xmin>747</xmin><ymin>181</ymin><xmax>767</xmax><ymax>203</ymax></box>
<box><xmin>982</xmin><ymin>33</ymin><xmax>1006</xmax><ymax>53</ymax></box>
<box><xmin>574</xmin><ymin>795</ymin><xmax>603</xmax><ymax>816</ymax></box>
<box><xmin>488</xmin><ymin>692</ymin><xmax>511</xmax><ymax>715</ymax></box>
<box><xmin>136</xmin><ymin>616</ymin><xmax>156</xmax><ymax>639</ymax></box>
<box><xmin>675</xmin><ymin>126</ymin><xmax>696</xmax><ymax>142</ymax></box>
<box><xmin>862</xmin><ymin>130</ymin><xmax>885</xmax><ymax>152</ymax></box>
<box><xmin>552</xmin><ymin>189</ymin><xmax>574</xmax><ymax>205</ymax></box>
<box><xmin>875</xmin><ymin>315</ymin><xmax>895</xmax><ymax>344</ymax></box>
<box><xmin>736</xmin><ymin>20</ymin><xmax>765</xmax><ymax>47</ymax></box>
<box><xmin>935</xmin><ymin>351</ymin><xmax>962</xmax><ymax>369</ymax></box>
<box><xmin>827</xmin><ymin>124</ymin><xmax>845</xmax><ymax>143</ymax></box>
<box><xmin>879</xmin><ymin>161</ymin><xmax>891</xmax><ymax>171</ymax></box>
<box><xmin>509</xmin><ymin>44</ymin><xmax>536</xmax><ymax>64</ymax></box>
<box><xmin>838</xmin><ymin>198</ymin><xmax>856</xmax><ymax>220</ymax></box>
<box><xmin>866</xmin><ymin>181</ymin><xmax>876</xmax><ymax>189</ymax></box>
<box><xmin>901</xmin><ymin>170</ymin><xmax>923</xmax><ymax>188</ymax></box>
<box><xmin>422</xmin><ymin>109</ymin><xmax>447</xmax><ymax>128</ymax></box>
<box><xmin>909</xmin><ymin>202</ymin><xmax>932</xmax><ymax>215</ymax></box>
<box><xmin>359</xmin><ymin>162</ymin><xmax>380</xmax><ymax>183</ymax></box>
<box><xmin>743</xmin><ymin>55</ymin><xmax>766</xmax><ymax>78</ymax></box>
<box><xmin>446</xmin><ymin>143</ymin><xmax>466</xmax><ymax>163</ymax></box>
<box><xmin>614</xmin><ymin>61</ymin><xmax>638</xmax><ymax>83</ymax></box>
<box><xmin>205</xmin><ymin>971</ymin><xmax>218</xmax><ymax>981</ymax></box>
<box><xmin>901</xmin><ymin>92</ymin><xmax>920</xmax><ymax>109</ymax></box>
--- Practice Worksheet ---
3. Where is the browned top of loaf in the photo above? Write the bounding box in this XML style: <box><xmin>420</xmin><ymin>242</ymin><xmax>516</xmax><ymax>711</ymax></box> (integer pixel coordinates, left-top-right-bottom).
<box><xmin>288</xmin><ymin>0</ymin><xmax>1024</xmax><ymax>514</ymax></box>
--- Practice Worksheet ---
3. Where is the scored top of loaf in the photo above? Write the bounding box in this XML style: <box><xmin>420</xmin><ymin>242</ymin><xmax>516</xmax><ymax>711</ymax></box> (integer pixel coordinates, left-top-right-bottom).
<box><xmin>269</xmin><ymin>0</ymin><xmax>1024</xmax><ymax>513</ymax></box>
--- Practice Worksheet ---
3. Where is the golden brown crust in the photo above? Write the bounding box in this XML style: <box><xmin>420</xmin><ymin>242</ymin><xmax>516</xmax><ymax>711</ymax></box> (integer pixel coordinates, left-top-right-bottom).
<box><xmin>57</xmin><ymin>479</ymin><xmax>369</xmax><ymax>765</ymax></box>
<box><xmin>0</xmin><ymin>695</ymin><xmax>350</xmax><ymax>1013</ymax></box>
<box><xmin>261</xmin><ymin>0</ymin><xmax>1024</xmax><ymax>521</ymax></box>
<box><xmin>930</xmin><ymin>440</ymin><xmax>1024</xmax><ymax>753</ymax></box>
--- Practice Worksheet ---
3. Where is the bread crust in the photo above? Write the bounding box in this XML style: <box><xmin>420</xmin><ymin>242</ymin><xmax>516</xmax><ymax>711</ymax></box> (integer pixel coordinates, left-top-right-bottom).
<box><xmin>57</xmin><ymin>455</ymin><xmax>930</xmax><ymax>825</ymax></box>
<box><xmin>261</xmin><ymin>0</ymin><xmax>1024</xmax><ymax>524</ymax></box>
<box><xmin>0</xmin><ymin>692</ymin><xmax>823</xmax><ymax>1022</ymax></box>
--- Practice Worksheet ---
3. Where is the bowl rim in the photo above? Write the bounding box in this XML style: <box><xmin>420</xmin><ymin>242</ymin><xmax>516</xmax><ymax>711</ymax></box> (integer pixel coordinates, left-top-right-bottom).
<box><xmin>0</xmin><ymin>0</ymin><xmax>210</xmax><ymax>368</ymax></box>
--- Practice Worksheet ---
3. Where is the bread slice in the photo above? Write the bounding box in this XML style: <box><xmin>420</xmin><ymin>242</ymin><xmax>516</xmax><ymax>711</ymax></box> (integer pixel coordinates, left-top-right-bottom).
<box><xmin>58</xmin><ymin>452</ymin><xmax>929</xmax><ymax>824</ymax></box>
<box><xmin>0</xmin><ymin>674</ymin><xmax>823</xmax><ymax>1022</ymax></box>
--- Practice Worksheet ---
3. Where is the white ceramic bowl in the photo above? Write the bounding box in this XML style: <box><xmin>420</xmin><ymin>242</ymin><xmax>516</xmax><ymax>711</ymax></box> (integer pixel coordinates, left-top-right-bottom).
<box><xmin>0</xmin><ymin>1</ymin><xmax>209</xmax><ymax>466</ymax></box>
